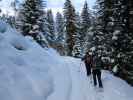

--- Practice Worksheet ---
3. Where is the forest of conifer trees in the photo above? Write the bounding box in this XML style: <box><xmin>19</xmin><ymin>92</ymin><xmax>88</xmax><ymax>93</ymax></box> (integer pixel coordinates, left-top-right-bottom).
<box><xmin>0</xmin><ymin>0</ymin><xmax>133</xmax><ymax>85</ymax></box>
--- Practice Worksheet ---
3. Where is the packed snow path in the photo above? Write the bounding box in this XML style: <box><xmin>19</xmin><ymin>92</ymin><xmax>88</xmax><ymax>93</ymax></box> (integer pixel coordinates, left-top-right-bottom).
<box><xmin>48</xmin><ymin>57</ymin><xmax>133</xmax><ymax>100</ymax></box>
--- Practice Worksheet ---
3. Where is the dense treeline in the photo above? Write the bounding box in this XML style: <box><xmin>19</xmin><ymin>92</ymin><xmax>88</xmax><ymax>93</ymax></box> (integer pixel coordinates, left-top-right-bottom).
<box><xmin>0</xmin><ymin>0</ymin><xmax>133</xmax><ymax>85</ymax></box>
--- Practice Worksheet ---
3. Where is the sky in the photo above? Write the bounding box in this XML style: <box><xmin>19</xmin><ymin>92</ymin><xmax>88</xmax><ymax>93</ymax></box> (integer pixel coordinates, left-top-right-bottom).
<box><xmin>46</xmin><ymin>0</ymin><xmax>96</xmax><ymax>15</ymax></box>
<box><xmin>0</xmin><ymin>0</ymin><xmax>96</xmax><ymax>16</ymax></box>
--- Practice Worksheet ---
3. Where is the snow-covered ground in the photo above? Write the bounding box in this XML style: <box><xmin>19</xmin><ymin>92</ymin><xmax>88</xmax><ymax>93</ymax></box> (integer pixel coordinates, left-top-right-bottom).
<box><xmin>0</xmin><ymin>20</ymin><xmax>133</xmax><ymax>100</ymax></box>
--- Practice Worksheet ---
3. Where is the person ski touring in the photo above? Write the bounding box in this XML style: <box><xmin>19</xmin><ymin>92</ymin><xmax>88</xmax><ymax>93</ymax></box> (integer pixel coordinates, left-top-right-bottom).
<box><xmin>81</xmin><ymin>51</ymin><xmax>93</xmax><ymax>76</ymax></box>
<box><xmin>92</xmin><ymin>54</ymin><xmax>103</xmax><ymax>88</ymax></box>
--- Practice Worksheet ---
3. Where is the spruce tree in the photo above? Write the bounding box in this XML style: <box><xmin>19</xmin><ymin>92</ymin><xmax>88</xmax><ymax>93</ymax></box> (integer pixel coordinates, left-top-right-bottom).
<box><xmin>128</xmin><ymin>0</ymin><xmax>133</xmax><ymax>85</ymax></box>
<box><xmin>63</xmin><ymin>0</ymin><xmax>77</xmax><ymax>56</ymax></box>
<box><xmin>111</xmin><ymin>0</ymin><xmax>133</xmax><ymax>85</ymax></box>
<box><xmin>55</xmin><ymin>12</ymin><xmax>66</xmax><ymax>55</ymax></box>
<box><xmin>81</xmin><ymin>1</ymin><xmax>91</xmax><ymax>54</ymax></box>
<box><xmin>17</xmin><ymin>0</ymin><xmax>48</xmax><ymax>47</ymax></box>
<box><xmin>55</xmin><ymin>12</ymin><xmax>64</xmax><ymax>44</ymax></box>
<box><xmin>46</xmin><ymin>9</ymin><xmax>55</xmax><ymax>46</ymax></box>
<box><xmin>91</xmin><ymin>0</ymin><xmax>106</xmax><ymax>57</ymax></box>
<box><xmin>81</xmin><ymin>1</ymin><xmax>91</xmax><ymax>36</ymax></box>
<box><xmin>101</xmin><ymin>0</ymin><xmax>115</xmax><ymax>64</ymax></box>
<box><xmin>91</xmin><ymin>0</ymin><xmax>115</xmax><ymax>65</ymax></box>
<box><xmin>72</xmin><ymin>12</ymin><xmax>82</xmax><ymax>58</ymax></box>
<box><xmin>93</xmin><ymin>0</ymin><xmax>133</xmax><ymax>85</ymax></box>
<box><xmin>42</xmin><ymin>11</ymin><xmax>49</xmax><ymax>38</ymax></box>
<box><xmin>129</xmin><ymin>0</ymin><xmax>133</xmax><ymax>33</ymax></box>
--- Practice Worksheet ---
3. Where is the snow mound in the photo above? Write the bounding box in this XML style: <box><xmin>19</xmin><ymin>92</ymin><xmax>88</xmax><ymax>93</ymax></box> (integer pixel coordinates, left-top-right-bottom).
<box><xmin>0</xmin><ymin>21</ymin><xmax>55</xmax><ymax>100</ymax></box>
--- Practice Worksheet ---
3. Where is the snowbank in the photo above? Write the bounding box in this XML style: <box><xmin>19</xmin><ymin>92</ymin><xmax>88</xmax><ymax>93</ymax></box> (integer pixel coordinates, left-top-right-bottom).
<box><xmin>0</xmin><ymin>21</ymin><xmax>55</xmax><ymax>100</ymax></box>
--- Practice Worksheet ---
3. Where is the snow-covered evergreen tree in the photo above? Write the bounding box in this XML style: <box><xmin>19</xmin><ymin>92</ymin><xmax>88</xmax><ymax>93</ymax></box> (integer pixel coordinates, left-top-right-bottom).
<box><xmin>0</xmin><ymin>13</ymin><xmax>16</xmax><ymax>28</ymax></box>
<box><xmin>128</xmin><ymin>0</ymin><xmax>133</xmax><ymax>84</ymax></box>
<box><xmin>91</xmin><ymin>0</ymin><xmax>114</xmax><ymax>65</ymax></box>
<box><xmin>93</xmin><ymin>0</ymin><xmax>133</xmax><ymax>85</ymax></box>
<box><xmin>7</xmin><ymin>16</ymin><xmax>16</xmax><ymax>28</ymax></box>
<box><xmin>63</xmin><ymin>0</ymin><xmax>77</xmax><ymax>56</ymax></box>
<box><xmin>10</xmin><ymin>0</ymin><xmax>20</xmax><ymax>17</ymax></box>
<box><xmin>81</xmin><ymin>1</ymin><xmax>91</xmax><ymax>36</ymax></box>
<box><xmin>100</xmin><ymin>0</ymin><xmax>114</xmax><ymax>64</ymax></box>
<box><xmin>90</xmin><ymin>0</ymin><xmax>105</xmax><ymax>57</ymax></box>
<box><xmin>55</xmin><ymin>12</ymin><xmax>64</xmax><ymax>43</ymax></box>
<box><xmin>41</xmin><ymin>11</ymin><xmax>50</xmax><ymax>41</ymax></box>
<box><xmin>129</xmin><ymin>0</ymin><xmax>133</xmax><ymax>33</ymax></box>
<box><xmin>54</xmin><ymin>12</ymin><xmax>66</xmax><ymax>55</ymax></box>
<box><xmin>10</xmin><ymin>0</ymin><xmax>21</xmax><ymax>28</ymax></box>
<box><xmin>81</xmin><ymin>1</ymin><xmax>91</xmax><ymax>54</ymax></box>
<box><xmin>111</xmin><ymin>0</ymin><xmax>133</xmax><ymax>85</ymax></box>
<box><xmin>46</xmin><ymin>9</ymin><xmax>56</xmax><ymax>46</ymax></box>
<box><xmin>16</xmin><ymin>0</ymin><xmax>48</xmax><ymax>47</ymax></box>
<box><xmin>72</xmin><ymin>12</ymin><xmax>82</xmax><ymax>57</ymax></box>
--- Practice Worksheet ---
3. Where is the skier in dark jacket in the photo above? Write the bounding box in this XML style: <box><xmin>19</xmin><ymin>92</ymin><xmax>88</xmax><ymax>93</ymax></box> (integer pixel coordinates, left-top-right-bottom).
<box><xmin>92</xmin><ymin>54</ymin><xmax>103</xmax><ymax>88</ymax></box>
<box><xmin>82</xmin><ymin>51</ymin><xmax>93</xmax><ymax>76</ymax></box>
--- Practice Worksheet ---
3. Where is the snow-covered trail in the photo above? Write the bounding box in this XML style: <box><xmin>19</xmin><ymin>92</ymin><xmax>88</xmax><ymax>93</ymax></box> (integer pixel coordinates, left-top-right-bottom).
<box><xmin>63</xmin><ymin>57</ymin><xmax>133</xmax><ymax>100</ymax></box>
<box><xmin>64</xmin><ymin>57</ymin><xmax>88</xmax><ymax>100</ymax></box>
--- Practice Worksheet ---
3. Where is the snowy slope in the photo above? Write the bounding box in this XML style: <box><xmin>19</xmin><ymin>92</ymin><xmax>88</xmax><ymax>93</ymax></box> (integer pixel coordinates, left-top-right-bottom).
<box><xmin>0</xmin><ymin>20</ymin><xmax>55</xmax><ymax>100</ymax></box>
<box><xmin>0</xmin><ymin>20</ymin><xmax>133</xmax><ymax>100</ymax></box>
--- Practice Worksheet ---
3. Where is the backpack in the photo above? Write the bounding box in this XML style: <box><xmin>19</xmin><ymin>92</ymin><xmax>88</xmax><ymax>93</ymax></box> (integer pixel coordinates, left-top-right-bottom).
<box><xmin>85</xmin><ymin>55</ymin><xmax>93</xmax><ymax>65</ymax></box>
<box><xmin>92</xmin><ymin>57</ymin><xmax>102</xmax><ymax>69</ymax></box>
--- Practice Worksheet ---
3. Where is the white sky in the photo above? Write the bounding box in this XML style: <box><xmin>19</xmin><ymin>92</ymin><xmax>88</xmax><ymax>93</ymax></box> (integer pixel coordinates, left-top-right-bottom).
<box><xmin>0</xmin><ymin>0</ymin><xmax>14</xmax><ymax>15</ymax></box>
<box><xmin>47</xmin><ymin>0</ymin><xmax>96</xmax><ymax>16</ymax></box>
<box><xmin>0</xmin><ymin>0</ymin><xmax>96</xmax><ymax>16</ymax></box>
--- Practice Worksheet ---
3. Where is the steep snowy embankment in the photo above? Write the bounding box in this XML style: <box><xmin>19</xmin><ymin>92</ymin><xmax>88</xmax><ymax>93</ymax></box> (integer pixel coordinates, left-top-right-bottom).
<box><xmin>0</xmin><ymin>20</ymin><xmax>133</xmax><ymax>100</ymax></box>
<box><xmin>0</xmin><ymin>20</ymin><xmax>55</xmax><ymax>100</ymax></box>
<box><xmin>0</xmin><ymin>20</ymin><xmax>72</xmax><ymax>100</ymax></box>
